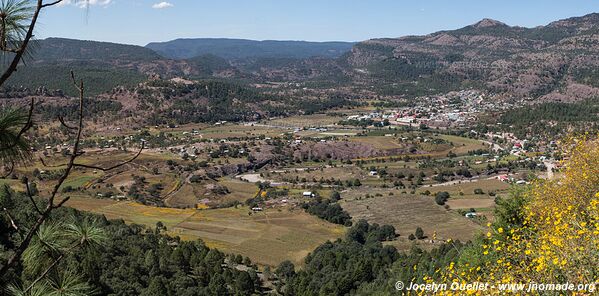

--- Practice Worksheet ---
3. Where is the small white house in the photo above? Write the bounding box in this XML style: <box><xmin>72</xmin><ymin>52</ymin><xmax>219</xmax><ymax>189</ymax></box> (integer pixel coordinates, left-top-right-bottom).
<box><xmin>369</xmin><ymin>171</ymin><xmax>378</xmax><ymax>176</ymax></box>
<box><xmin>465</xmin><ymin>212</ymin><xmax>477</xmax><ymax>218</ymax></box>
<box><xmin>251</xmin><ymin>207</ymin><xmax>263</xmax><ymax>212</ymax></box>
<box><xmin>303</xmin><ymin>192</ymin><xmax>313</xmax><ymax>197</ymax></box>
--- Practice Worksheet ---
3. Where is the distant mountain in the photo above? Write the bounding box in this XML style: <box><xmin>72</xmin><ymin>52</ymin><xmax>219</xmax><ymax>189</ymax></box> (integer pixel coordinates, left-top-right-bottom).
<box><xmin>343</xmin><ymin>13</ymin><xmax>599</xmax><ymax>100</ymax></box>
<box><xmin>31</xmin><ymin>38</ymin><xmax>162</xmax><ymax>62</ymax></box>
<box><xmin>6</xmin><ymin>13</ymin><xmax>599</xmax><ymax>101</ymax></box>
<box><xmin>145</xmin><ymin>38</ymin><xmax>355</xmax><ymax>60</ymax></box>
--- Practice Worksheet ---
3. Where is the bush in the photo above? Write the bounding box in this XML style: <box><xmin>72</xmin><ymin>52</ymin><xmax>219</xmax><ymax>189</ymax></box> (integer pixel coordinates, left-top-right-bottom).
<box><xmin>189</xmin><ymin>175</ymin><xmax>202</xmax><ymax>183</ymax></box>
<box><xmin>330</xmin><ymin>191</ymin><xmax>341</xmax><ymax>201</ymax></box>
<box><xmin>302</xmin><ymin>199</ymin><xmax>352</xmax><ymax>226</ymax></box>
<box><xmin>433</xmin><ymin>137</ymin><xmax>599</xmax><ymax>292</ymax></box>
<box><xmin>415</xmin><ymin>227</ymin><xmax>425</xmax><ymax>240</ymax></box>
<box><xmin>435</xmin><ymin>191</ymin><xmax>450</xmax><ymax>205</ymax></box>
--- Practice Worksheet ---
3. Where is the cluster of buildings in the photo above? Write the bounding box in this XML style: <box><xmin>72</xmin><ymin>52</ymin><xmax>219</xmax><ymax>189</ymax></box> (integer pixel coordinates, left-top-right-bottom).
<box><xmin>346</xmin><ymin>90</ymin><xmax>527</xmax><ymax>129</ymax></box>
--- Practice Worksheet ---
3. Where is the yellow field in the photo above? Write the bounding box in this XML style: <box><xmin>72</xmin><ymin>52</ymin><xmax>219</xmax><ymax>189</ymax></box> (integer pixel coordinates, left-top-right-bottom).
<box><xmin>173</xmin><ymin>207</ymin><xmax>345</xmax><ymax>266</ymax></box>
<box><xmin>71</xmin><ymin>199</ymin><xmax>197</xmax><ymax>228</ymax></box>
<box><xmin>65</xmin><ymin>197</ymin><xmax>344</xmax><ymax>266</ymax></box>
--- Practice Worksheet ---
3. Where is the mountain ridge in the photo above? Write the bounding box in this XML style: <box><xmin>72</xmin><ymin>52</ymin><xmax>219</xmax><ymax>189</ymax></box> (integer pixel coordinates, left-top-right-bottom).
<box><xmin>145</xmin><ymin>38</ymin><xmax>355</xmax><ymax>60</ymax></box>
<box><xmin>343</xmin><ymin>12</ymin><xmax>599</xmax><ymax>100</ymax></box>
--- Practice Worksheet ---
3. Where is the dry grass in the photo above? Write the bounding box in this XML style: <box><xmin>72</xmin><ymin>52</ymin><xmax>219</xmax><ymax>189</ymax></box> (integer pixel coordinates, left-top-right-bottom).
<box><xmin>267</xmin><ymin>166</ymin><xmax>365</xmax><ymax>182</ymax></box>
<box><xmin>340</xmin><ymin>191</ymin><xmax>483</xmax><ymax>243</ymax></box>
<box><xmin>438</xmin><ymin>135</ymin><xmax>487</xmax><ymax>155</ymax></box>
<box><xmin>64</xmin><ymin>196</ymin><xmax>119</xmax><ymax>212</ymax></box>
<box><xmin>267</xmin><ymin>114</ymin><xmax>341</xmax><ymax>127</ymax></box>
<box><xmin>172</xmin><ymin>207</ymin><xmax>345</xmax><ymax>266</ymax></box>
<box><xmin>67</xmin><ymin>198</ymin><xmax>196</xmax><ymax>228</ymax></box>
<box><xmin>446</xmin><ymin>198</ymin><xmax>496</xmax><ymax>210</ymax></box>
<box><xmin>351</xmin><ymin>136</ymin><xmax>404</xmax><ymax>150</ymax></box>
<box><xmin>65</xmin><ymin>197</ymin><xmax>343</xmax><ymax>266</ymax></box>
<box><xmin>166</xmin><ymin>184</ymin><xmax>198</xmax><ymax>208</ymax></box>
<box><xmin>199</xmin><ymin>125</ymin><xmax>284</xmax><ymax>139</ymax></box>
<box><xmin>419</xmin><ymin>179</ymin><xmax>510</xmax><ymax>199</ymax></box>
<box><xmin>219</xmin><ymin>178</ymin><xmax>259</xmax><ymax>203</ymax></box>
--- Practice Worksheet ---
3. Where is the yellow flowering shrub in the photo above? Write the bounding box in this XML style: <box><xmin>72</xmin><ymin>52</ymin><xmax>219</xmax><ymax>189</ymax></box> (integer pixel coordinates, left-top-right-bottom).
<box><xmin>429</xmin><ymin>137</ymin><xmax>599</xmax><ymax>295</ymax></box>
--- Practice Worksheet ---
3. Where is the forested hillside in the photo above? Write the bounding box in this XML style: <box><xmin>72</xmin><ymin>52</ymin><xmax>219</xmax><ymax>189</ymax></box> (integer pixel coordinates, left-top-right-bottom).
<box><xmin>146</xmin><ymin>38</ymin><xmax>354</xmax><ymax>60</ymax></box>
<box><xmin>0</xmin><ymin>187</ymin><xmax>262</xmax><ymax>295</ymax></box>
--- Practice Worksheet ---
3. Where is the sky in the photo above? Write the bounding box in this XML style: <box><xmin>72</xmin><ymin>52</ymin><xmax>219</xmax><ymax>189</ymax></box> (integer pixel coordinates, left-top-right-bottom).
<box><xmin>37</xmin><ymin>0</ymin><xmax>599</xmax><ymax>46</ymax></box>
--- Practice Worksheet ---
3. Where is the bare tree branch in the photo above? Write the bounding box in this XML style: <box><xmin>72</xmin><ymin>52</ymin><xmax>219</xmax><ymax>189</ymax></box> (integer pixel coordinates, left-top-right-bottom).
<box><xmin>53</xmin><ymin>195</ymin><xmax>70</xmax><ymax>209</ymax></box>
<box><xmin>0</xmin><ymin>70</ymin><xmax>141</xmax><ymax>278</ymax></box>
<box><xmin>58</xmin><ymin>116</ymin><xmax>77</xmax><ymax>130</ymax></box>
<box><xmin>41</xmin><ymin>0</ymin><xmax>64</xmax><ymax>8</ymax></box>
<box><xmin>0</xmin><ymin>0</ymin><xmax>64</xmax><ymax>87</ymax></box>
<box><xmin>73</xmin><ymin>143</ymin><xmax>145</xmax><ymax>171</ymax></box>
<box><xmin>24</xmin><ymin>177</ymin><xmax>43</xmax><ymax>215</ymax></box>
<box><xmin>2</xmin><ymin>207</ymin><xmax>19</xmax><ymax>232</ymax></box>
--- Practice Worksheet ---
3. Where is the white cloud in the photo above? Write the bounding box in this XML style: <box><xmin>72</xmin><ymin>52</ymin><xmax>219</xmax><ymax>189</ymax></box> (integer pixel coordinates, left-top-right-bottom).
<box><xmin>152</xmin><ymin>2</ymin><xmax>173</xmax><ymax>9</ymax></box>
<box><xmin>58</xmin><ymin>0</ymin><xmax>112</xmax><ymax>8</ymax></box>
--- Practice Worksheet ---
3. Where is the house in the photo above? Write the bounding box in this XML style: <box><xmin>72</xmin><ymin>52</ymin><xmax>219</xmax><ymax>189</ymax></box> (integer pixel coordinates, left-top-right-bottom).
<box><xmin>369</xmin><ymin>171</ymin><xmax>378</xmax><ymax>176</ymax></box>
<box><xmin>251</xmin><ymin>207</ymin><xmax>263</xmax><ymax>212</ymax></box>
<box><xmin>465</xmin><ymin>212</ymin><xmax>477</xmax><ymax>218</ymax></box>
<box><xmin>303</xmin><ymin>192</ymin><xmax>314</xmax><ymax>197</ymax></box>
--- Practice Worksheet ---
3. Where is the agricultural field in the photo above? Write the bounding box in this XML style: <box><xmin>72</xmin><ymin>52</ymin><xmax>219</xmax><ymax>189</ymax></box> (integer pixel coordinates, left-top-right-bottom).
<box><xmin>197</xmin><ymin>124</ymin><xmax>286</xmax><ymax>139</ymax></box>
<box><xmin>351</xmin><ymin>135</ymin><xmax>405</xmax><ymax>150</ymax></box>
<box><xmin>217</xmin><ymin>177</ymin><xmax>260</xmax><ymax>203</ymax></box>
<box><xmin>65</xmin><ymin>197</ymin><xmax>343</xmax><ymax>266</ymax></box>
<box><xmin>266</xmin><ymin>114</ymin><xmax>342</xmax><ymax>127</ymax></box>
<box><xmin>265</xmin><ymin>166</ymin><xmax>366</xmax><ymax>183</ymax></box>
<box><xmin>173</xmin><ymin>207</ymin><xmax>344</xmax><ymax>266</ymax></box>
<box><xmin>419</xmin><ymin>178</ymin><xmax>510</xmax><ymax>199</ymax></box>
<box><xmin>4</xmin><ymin>109</ymin><xmax>551</xmax><ymax>273</ymax></box>
<box><xmin>438</xmin><ymin>134</ymin><xmax>488</xmax><ymax>155</ymax></box>
<box><xmin>340</xmin><ymin>190</ymin><xmax>484</xmax><ymax>251</ymax></box>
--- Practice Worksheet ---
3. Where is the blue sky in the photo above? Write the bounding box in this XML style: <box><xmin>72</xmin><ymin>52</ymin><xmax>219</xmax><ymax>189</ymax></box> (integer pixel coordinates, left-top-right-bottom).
<box><xmin>38</xmin><ymin>0</ymin><xmax>599</xmax><ymax>45</ymax></box>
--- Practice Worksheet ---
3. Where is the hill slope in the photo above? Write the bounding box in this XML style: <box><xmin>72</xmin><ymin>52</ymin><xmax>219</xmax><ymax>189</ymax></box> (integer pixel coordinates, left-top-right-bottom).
<box><xmin>2</xmin><ymin>38</ymin><xmax>238</xmax><ymax>95</ymax></box>
<box><xmin>31</xmin><ymin>37</ymin><xmax>162</xmax><ymax>62</ymax></box>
